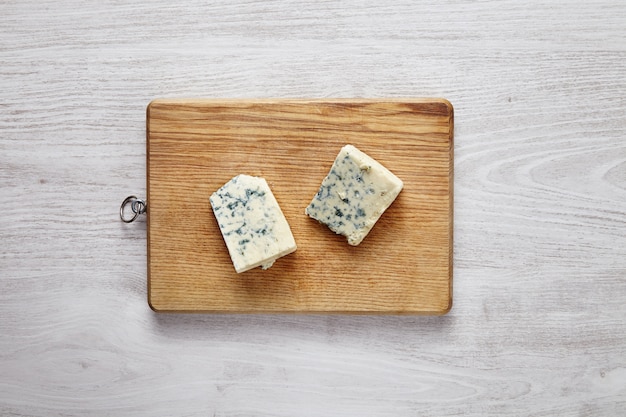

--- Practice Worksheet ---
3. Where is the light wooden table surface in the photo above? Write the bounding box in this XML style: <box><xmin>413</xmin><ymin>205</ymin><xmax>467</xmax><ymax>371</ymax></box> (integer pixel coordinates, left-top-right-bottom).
<box><xmin>1</xmin><ymin>1</ymin><xmax>625</xmax><ymax>416</ymax></box>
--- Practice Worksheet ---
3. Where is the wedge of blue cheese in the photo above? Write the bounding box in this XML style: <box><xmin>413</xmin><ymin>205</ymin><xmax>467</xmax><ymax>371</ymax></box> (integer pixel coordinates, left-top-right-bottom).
<box><xmin>210</xmin><ymin>175</ymin><xmax>297</xmax><ymax>273</ymax></box>
<box><xmin>305</xmin><ymin>145</ymin><xmax>403</xmax><ymax>245</ymax></box>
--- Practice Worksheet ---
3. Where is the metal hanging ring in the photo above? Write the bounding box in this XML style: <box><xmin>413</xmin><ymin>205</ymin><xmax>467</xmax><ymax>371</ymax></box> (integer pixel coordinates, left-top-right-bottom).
<box><xmin>120</xmin><ymin>195</ymin><xmax>146</xmax><ymax>223</ymax></box>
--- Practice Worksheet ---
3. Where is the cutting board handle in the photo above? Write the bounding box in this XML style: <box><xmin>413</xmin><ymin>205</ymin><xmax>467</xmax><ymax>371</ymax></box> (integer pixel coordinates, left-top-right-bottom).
<box><xmin>120</xmin><ymin>195</ymin><xmax>147</xmax><ymax>223</ymax></box>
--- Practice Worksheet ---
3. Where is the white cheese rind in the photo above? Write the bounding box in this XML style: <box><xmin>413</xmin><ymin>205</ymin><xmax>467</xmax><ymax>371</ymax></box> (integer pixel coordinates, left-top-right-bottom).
<box><xmin>210</xmin><ymin>175</ymin><xmax>297</xmax><ymax>273</ymax></box>
<box><xmin>305</xmin><ymin>145</ymin><xmax>403</xmax><ymax>245</ymax></box>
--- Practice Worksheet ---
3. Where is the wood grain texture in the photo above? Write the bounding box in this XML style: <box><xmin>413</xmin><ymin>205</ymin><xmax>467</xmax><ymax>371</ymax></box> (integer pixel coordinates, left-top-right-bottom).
<box><xmin>147</xmin><ymin>99</ymin><xmax>453</xmax><ymax>313</ymax></box>
<box><xmin>1</xmin><ymin>0</ymin><xmax>625</xmax><ymax>416</ymax></box>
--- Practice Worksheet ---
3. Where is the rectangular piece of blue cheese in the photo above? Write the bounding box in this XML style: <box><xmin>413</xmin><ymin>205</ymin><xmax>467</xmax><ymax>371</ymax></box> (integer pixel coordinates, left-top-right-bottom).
<box><xmin>210</xmin><ymin>175</ymin><xmax>297</xmax><ymax>273</ymax></box>
<box><xmin>305</xmin><ymin>145</ymin><xmax>403</xmax><ymax>245</ymax></box>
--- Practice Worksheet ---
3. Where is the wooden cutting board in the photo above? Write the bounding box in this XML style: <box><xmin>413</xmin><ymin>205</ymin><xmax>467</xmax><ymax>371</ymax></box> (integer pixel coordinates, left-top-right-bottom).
<box><xmin>147</xmin><ymin>99</ymin><xmax>453</xmax><ymax>314</ymax></box>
